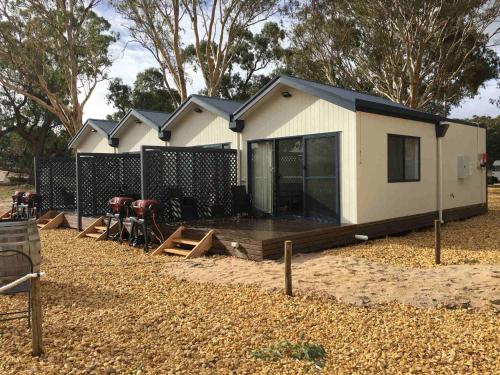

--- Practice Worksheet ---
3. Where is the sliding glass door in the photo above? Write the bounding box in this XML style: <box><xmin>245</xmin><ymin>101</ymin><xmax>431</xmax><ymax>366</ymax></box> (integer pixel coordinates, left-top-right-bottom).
<box><xmin>276</xmin><ymin>138</ymin><xmax>303</xmax><ymax>215</ymax></box>
<box><xmin>249</xmin><ymin>133</ymin><xmax>339</xmax><ymax>222</ymax></box>
<box><xmin>250</xmin><ymin>141</ymin><xmax>273</xmax><ymax>215</ymax></box>
<box><xmin>304</xmin><ymin>135</ymin><xmax>339</xmax><ymax>220</ymax></box>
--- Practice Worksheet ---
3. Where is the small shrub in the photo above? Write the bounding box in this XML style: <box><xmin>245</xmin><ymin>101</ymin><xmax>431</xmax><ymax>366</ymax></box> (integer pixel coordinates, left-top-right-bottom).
<box><xmin>251</xmin><ymin>337</ymin><xmax>326</xmax><ymax>368</ymax></box>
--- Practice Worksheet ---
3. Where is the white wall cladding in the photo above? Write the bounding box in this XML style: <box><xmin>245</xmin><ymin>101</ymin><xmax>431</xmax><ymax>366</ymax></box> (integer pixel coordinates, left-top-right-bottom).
<box><xmin>168</xmin><ymin>109</ymin><xmax>238</xmax><ymax>148</ymax></box>
<box><xmin>356</xmin><ymin>112</ymin><xmax>438</xmax><ymax>223</ymax></box>
<box><xmin>441</xmin><ymin>122</ymin><xmax>486</xmax><ymax>209</ymax></box>
<box><xmin>77</xmin><ymin>130</ymin><xmax>115</xmax><ymax>153</ymax></box>
<box><xmin>116</xmin><ymin>121</ymin><xmax>164</xmax><ymax>153</ymax></box>
<box><xmin>240</xmin><ymin>88</ymin><xmax>358</xmax><ymax>224</ymax></box>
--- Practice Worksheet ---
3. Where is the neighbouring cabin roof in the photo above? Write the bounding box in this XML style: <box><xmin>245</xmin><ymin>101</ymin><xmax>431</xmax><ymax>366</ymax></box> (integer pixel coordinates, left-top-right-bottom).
<box><xmin>232</xmin><ymin>75</ymin><xmax>485</xmax><ymax>128</ymax></box>
<box><xmin>110</xmin><ymin>108</ymin><xmax>172</xmax><ymax>139</ymax></box>
<box><xmin>161</xmin><ymin>95</ymin><xmax>242</xmax><ymax>130</ymax></box>
<box><xmin>68</xmin><ymin>118</ymin><xmax>118</xmax><ymax>149</ymax></box>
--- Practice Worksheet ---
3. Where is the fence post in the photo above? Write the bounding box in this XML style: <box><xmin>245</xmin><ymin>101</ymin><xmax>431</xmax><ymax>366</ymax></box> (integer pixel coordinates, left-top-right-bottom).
<box><xmin>140</xmin><ymin>146</ymin><xmax>146</xmax><ymax>200</ymax></box>
<box><xmin>31</xmin><ymin>276</ymin><xmax>44</xmax><ymax>356</ymax></box>
<box><xmin>33</xmin><ymin>157</ymin><xmax>38</xmax><ymax>193</ymax></box>
<box><xmin>76</xmin><ymin>154</ymin><xmax>82</xmax><ymax>231</ymax></box>
<box><xmin>434</xmin><ymin>219</ymin><xmax>441</xmax><ymax>265</ymax></box>
<box><xmin>284</xmin><ymin>241</ymin><xmax>293</xmax><ymax>296</ymax></box>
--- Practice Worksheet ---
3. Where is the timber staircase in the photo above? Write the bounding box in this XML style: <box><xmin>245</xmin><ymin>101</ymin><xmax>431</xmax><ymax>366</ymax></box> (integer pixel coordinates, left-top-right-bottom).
<box><xmin>76</xmin><ymin>217</ymin><xmax>118</xmax><ymax>240</ymax></box>
<box><xmin>0</xmin><ymin>210</ymin><xmax>12</xmax><ymax>221</ymax></box>
<box><xmin>151</xmin><ymin>226</ymin><xmax>214</xmax><ymax>259</ymax></box>
<box><xmin>36</xmin><ymin>211</ymin><xmax>66</xmax><ymax>230</ymax></box>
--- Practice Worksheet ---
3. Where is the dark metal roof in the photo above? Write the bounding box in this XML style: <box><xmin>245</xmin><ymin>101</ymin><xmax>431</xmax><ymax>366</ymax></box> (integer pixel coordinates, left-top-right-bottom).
<box><xmin>88</xmin><ymin>119</ymin><xmax>117</xmax><ymax>135</ymax></box>
<box><xmin>134</xmin><ymin>109</ymin><xmax>172</xmax><ymax>127</ymax></box>
<box><xmin>233</xmin><ymin>75</ymin><xmax>459</xmax><ymax>125</ymax></box>
<box><xmin>190</xmin><ymin>95</ymin><xmax>242</xmax><ymax>115</ymax></box>
<box><xmin>110</xmin><ymin>108</ymin><xmax>172</xmax><ymax>138</ymax></box>
<box><xmin>161</xmin><ymin>95</ymin><xmax>242</xmax><ymax>130</ymax></box>
<box><xmin>68</xmin><ymin>118</ymin><xmax>118</xmax><ymax>149</ymax></box>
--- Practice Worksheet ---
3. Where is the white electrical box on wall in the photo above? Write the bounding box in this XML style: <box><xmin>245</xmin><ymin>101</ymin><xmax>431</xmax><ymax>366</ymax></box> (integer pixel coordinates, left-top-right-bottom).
<box><xmin>457</xmin><ymin>155</ymin><xmax>472</xmax><ymax>179</ymax></box>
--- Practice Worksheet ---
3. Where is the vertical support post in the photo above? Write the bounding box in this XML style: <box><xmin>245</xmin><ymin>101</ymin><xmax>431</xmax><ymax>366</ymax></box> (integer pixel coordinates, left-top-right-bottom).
<box><xmin>434</xmin><ymin>219</ymin><xmax>441</xmax><ymax>265</ymax></box>
<box><xmin>31</xmin><ymin>276</ymin><xmax>43</xmax><ymax>356</ymax></box>
<box><xmin>284</xmin><ymin>240</ymin><xmax>293</xmax><ymax>296</ymax></box>
<box><xmin>437</xmin><ymin>137</ymin><xmax>443</xmax><ymax>223</ymax></box>
<box><xmin>33</xmin><ymin>157</ymin><xmax>38</xmax><ymax>193</ymax></box>
<box><xmin>140</xmin><ymin>146</ymin><xmax>147</xmax><ymax>200</ymax></box>
<box><xmin>76</xmin><ymin>154</ymin><xmax>82</xmax><ymax>231</ymax></box>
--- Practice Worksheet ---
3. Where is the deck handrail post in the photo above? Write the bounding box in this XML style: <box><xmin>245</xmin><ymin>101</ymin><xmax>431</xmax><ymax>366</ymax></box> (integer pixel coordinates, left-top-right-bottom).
<box><xmin>434</xmin><ymin>219</ymin><xmax>441</xmax><ymax>265</ymax></box>
<box><xmin>31</xmin><ymin>275</ymin><xmax>44</xmax><ymax>356</ymax></box>
<box><xmin>284</xmin><ymin>240</ymin><xmax>293</xmax><ymax>296</ymax></box>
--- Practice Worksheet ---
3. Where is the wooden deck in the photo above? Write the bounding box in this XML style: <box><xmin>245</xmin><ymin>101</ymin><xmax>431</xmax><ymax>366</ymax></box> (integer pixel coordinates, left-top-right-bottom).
<box><xmin>60</xmin><ymin>203</ymin><xmax>487</xmax><ymax>261</ymax></box>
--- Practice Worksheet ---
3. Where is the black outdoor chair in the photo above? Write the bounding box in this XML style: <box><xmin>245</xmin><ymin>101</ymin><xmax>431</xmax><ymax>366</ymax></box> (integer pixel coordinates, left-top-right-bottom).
<box><xmin>232</xmin><ymin>186</ymin><xmax>252</xmax><ymax>216</ymax></box>
<box><xmin>166</xmin><ymin>188</ymin><xmax>198</xmax><ymax>221</ymax></box>
<box><xmin>0</xmin><ymin>250</ymin><xmax>33</xmax><ymax>327</ymax></box>
<box><xmin>61</xmin><ymin>187</ymin><xmax>75</xmax><ymax>207</ymax></box>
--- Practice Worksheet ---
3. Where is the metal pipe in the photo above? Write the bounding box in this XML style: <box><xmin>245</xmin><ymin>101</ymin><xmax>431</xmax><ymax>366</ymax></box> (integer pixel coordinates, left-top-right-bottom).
<box><xmin>437</xmin><ymin>137</ymin><xmax>443</xmax><ymax>223</ymax></box>
<box><xmin>355</xmin><ymin>234</ymin><xmax>369</xmax><ymax>241</ymax></box>
<box><xmin>0</xmin><ymin>272</ymin><xmax>45</xmax><ymax>294</ymax></box>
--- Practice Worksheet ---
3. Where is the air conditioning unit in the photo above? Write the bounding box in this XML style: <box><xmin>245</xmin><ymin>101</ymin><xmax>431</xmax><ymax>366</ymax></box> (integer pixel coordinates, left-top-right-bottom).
<box><xmin>457</xmin><ymin>155</ymin><xmax>472</xmax><ymax>179</ymax></box>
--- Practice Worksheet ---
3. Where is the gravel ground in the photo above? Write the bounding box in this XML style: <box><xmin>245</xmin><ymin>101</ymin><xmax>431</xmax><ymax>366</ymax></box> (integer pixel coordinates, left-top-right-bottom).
<box><xmin>1</xmin><ymin>230</ymin><xmax>499</xmax><ymax>374</ymax></box>
<box><xmin>326</xmin><ymin>188</ymin><xmax>500</xmax><ymax>267</ymax></box>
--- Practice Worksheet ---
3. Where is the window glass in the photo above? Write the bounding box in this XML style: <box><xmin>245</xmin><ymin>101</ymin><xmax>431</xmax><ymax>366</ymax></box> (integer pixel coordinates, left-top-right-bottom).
<box><xmin>388</xmin><ymin>135</ymin><xmax>420</xmax><ymax>182</ymax></box>
<box><xmin>388</xmin><ymin>135</ymin><xmax>404</xmax><ymax>181</ymax></box>
<box><xmin>404</xmin><ymin>137</ymin><xmax>419</xmax><ymax>180</ymax></box>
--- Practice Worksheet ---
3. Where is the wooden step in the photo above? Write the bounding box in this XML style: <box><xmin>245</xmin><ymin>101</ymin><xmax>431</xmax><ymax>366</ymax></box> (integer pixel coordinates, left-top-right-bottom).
<box><xmin>85</xmin><ymin>233</ymin><xmax>102</xmax><ymax>238</ymax></box>
<box><xmin>171</xmin><ymin>238</ymin><xmax>199</xmax><ymax>246</ymax></box>
<box><xmin>36</xmin><ymin>224</ymin><xmax>45</xmax><ymax>228</ymax></box>
<box><xmin>162</xmin><ymin>248</ymin><xmax>191</xmax><ymax>256</ymax></box>
<box><xmin>94</xmin><ymin>226</ymin><xmax>108</xmax><ymax>232</ymax></box>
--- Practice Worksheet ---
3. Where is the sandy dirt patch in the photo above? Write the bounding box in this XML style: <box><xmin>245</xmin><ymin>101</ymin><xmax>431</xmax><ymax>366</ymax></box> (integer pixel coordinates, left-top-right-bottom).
<box><xmin>164</xmin><ymin>253</ymin><xmax>500</xmax><ymax>310</ymax></box>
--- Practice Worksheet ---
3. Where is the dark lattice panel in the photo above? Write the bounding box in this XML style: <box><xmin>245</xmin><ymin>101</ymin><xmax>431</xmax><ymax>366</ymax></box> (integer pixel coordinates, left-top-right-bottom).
<box><xmin>77</xmin><ymin>153</ymin><xmax>141</xmax><ymax>217</ymax></box>
<box><xmin>142</xmin><ymin>147</ymin><xmax>237</xmax><ymax>222</ymax></box>
<box><xmin>35</xmin><ymin>157</ymin><xmax>76</xmax><ymax>211</ymax></box>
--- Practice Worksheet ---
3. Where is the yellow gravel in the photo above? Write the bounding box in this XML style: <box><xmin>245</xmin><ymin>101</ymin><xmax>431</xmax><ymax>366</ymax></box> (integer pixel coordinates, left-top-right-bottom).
<box><xmin>0</xmin><ymin>229</ymin><xmax>499</xmax><ymax>374</ymax></box>
<box><xmin>326</xmin><ymin>188</ymin><xmax>500</xmax><ymax>267</ymax></box>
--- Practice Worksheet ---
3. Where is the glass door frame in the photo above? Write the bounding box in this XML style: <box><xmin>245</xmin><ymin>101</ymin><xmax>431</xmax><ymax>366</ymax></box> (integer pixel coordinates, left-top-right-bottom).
<box><xmin>247</xmin><ymin>132</ymin><xmax>340</xmax><ymax>223</ymax></box>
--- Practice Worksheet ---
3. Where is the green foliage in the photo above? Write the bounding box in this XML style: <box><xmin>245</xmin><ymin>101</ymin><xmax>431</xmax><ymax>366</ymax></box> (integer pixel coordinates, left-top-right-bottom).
<box><xmin>0</xmin><ymin>0</ymin><xmax>117</xmax><ymax>134</ymax></box>
<box><xmin>251</xmin><ymin>337</ymin><xmax>326</xmax><ymax>368</ymax></box>
<box><xmin>106</xmin><ymin>68</ymin><xmax>180</xmax><ymax>121</ymax></box>
<box><xmin>286</xmin><ymin>0</ymin><xmax>500</xmax><ymax>115</ymax></box>
<box><xmin>196</xmin><ymin>22</ymin><xmax>285</xmax><ymax>101</ymax></box>
<box><xmin>469</xmin><ymin>115</ymin><xmax>500</xmax><ymax>167</ymax></box>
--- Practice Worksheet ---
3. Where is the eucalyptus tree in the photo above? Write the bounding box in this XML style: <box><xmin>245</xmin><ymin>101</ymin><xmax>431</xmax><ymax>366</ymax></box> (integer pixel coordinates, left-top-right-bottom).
<box><xmin>0</xmin><ymin>0</ymin><xmax>116</xmax><ymax>135</ymax></box>
<box><xmin>287</xmin><ymin>0</ymin><xmax>500</xmax><ymax>115</ymax></box>
<box><xmin>114</xmin><ymin>0</ymin><xmax>280</xmax><ymax>102</ymax></box>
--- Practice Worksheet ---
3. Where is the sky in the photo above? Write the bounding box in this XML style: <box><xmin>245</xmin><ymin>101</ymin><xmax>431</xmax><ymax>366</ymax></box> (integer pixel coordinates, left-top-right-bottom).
<box><xmin>83</xmin><ymin>3</ymin><xmax>500</xmax><ymax>122</ymax></box>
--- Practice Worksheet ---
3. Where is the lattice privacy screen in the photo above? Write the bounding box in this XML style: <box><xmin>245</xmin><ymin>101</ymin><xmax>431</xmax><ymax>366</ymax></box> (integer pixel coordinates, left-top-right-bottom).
<box><xmin>76</xmin><ymin>153</ymin><xmax>142</xmax><ymax>218</ymax></box>
<box><xmin>34</xmin><ymin>157</ymin><xmax>76</xmax><ymax>211</ymax></box>
<box><xmin>141</xmin><ymin>146</ymin><xmax>237</xmax><ymax>222</ymax></box>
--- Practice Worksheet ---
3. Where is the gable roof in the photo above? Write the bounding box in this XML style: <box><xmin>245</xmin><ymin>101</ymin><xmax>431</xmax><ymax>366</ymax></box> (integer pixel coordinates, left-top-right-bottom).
<box><xmin>110</xmin><ymin>108</ymin><xmax>171</xmax><ymax>138</ymax></box>
<box><xmin>161</xmin><ymin>95</ymin><xmax>242</xmax><ymax>130</ymax></box>
<box><xmin>233</xmin><ymin>75</ymin><xmax>445</xmax><ymax>124</ymax></box>
<box><xmin>68</xmin><ymin>118</ymin><xmax>117</xmax><ymax>149</ymax></box>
